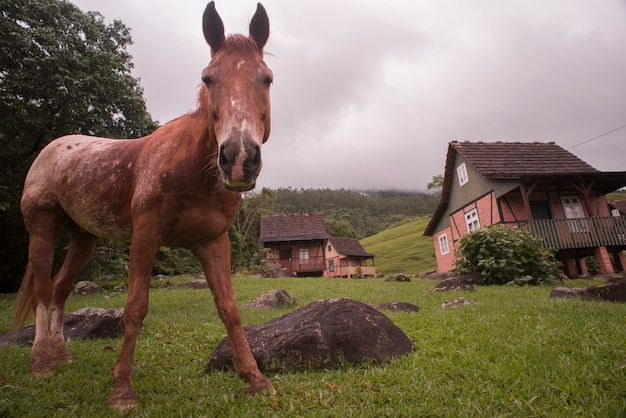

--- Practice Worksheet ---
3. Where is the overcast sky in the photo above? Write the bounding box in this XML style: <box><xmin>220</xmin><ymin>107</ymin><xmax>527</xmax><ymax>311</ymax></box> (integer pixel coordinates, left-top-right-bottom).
<box><xmin>72</xmin><ymin>0</ymin><xmax>626</xmax><ymax>192</ymax></box>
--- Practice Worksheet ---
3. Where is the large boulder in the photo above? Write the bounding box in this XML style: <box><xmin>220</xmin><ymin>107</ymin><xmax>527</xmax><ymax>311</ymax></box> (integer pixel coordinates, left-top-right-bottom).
<box><xmin>0</xmin><ymin>307</ymin><xmax>124</xmax><ymax>347</ymax></box>
<box><xmin>206</xmin><ymin>298</ymin><xmax>414</xmax><ymax>373</ymax></box>
<box><xmin>550</xmin><ymin>279</ymin><xmax>626</xmax><ymax>303</ymax></box>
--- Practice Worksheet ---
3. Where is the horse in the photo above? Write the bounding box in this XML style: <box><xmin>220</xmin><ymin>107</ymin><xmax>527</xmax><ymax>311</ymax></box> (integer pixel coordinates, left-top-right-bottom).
<box><xmin>12</xmin><ymin>1</ymin><xmax>274</xmax><ymax>410</ymax></box>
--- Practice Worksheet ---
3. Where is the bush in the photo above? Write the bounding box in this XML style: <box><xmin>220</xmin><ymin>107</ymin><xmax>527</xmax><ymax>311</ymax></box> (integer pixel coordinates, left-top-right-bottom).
<box><xmin>454</xmin><ymin>224</ymin><xmax>561</xmax><ymax>285</ymax></box>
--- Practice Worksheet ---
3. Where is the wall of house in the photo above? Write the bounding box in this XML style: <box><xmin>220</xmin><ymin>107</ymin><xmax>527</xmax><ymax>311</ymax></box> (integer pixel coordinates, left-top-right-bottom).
<box><xmin>325</xmin><ymin>255</ymin><xmax>376</xmax><ymax>278</ymax></box>
<box><xmin>433</xmin><ymin>226</ymin><xmax>455</xmax><ymax>272</ymax></box>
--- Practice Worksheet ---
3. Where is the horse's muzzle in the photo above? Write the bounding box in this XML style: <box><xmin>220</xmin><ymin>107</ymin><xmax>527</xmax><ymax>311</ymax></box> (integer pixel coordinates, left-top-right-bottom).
<box><xmin>218</xmin><ymin>138</ymin><xmax>262</xmax><ymax>192</ymax></box>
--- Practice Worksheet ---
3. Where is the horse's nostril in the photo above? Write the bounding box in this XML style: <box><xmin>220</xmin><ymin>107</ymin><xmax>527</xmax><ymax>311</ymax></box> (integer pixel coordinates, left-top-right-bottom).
<box><xmin>218</xmin><ymin>143</ymin><xmax>229</xmax><ymax>167</ymax></box>
<box><xmin>252</xmin><ymin>144</ymin><xmax>261</xmax><ymax>166</ymax></box>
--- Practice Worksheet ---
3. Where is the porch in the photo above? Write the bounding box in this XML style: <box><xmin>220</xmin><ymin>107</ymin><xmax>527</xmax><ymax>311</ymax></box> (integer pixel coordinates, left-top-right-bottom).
<box><xmin>518</xmin><ymin>216</ymin><xmax>626</xmax><ymax>275</ymax></box>
<box><xmin>265</xmin><ymin>256</ymin><xmax>326</xmax><ymax>275</ymax></box>
<box><xmin>518</xmin><ymin>216</ymin><xmax>626</xmax><ymax>250</ymax></box>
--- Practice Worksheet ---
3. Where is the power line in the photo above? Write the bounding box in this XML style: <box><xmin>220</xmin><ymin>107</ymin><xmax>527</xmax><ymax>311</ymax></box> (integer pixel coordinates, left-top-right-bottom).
<box><xmin>567</xmin><ymin>123</ymin><xmax>626</xmax><ymax>150</ymax></box>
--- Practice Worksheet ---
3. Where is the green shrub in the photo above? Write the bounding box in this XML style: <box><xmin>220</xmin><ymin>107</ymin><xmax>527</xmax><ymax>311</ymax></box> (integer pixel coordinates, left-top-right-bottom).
<box><xmin>454</xmin><ymin>224</ymin><xmax>561</xmax><ymax>285</ymax></box>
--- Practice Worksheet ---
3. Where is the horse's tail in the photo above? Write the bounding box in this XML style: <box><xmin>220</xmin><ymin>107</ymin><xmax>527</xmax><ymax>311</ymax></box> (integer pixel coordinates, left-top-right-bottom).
<box><xmin>11</xmin><ymin>265</ymin><xmax>34</xmax><ymax>330</ymax></box>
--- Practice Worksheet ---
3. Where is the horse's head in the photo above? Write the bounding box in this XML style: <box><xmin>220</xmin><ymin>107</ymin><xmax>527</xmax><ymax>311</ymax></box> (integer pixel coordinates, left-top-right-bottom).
<box><xmin>201</xmin><ymin>2</ymin><xmax>272</xmax><ymax>192</ymax></box>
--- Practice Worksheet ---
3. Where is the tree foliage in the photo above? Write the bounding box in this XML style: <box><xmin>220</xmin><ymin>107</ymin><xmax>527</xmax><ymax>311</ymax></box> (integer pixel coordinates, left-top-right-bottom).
<box><xmin>454</xmin><ymin>224</ymin><xmax>561</xmax><ymax>285</ymax></box>
<box><xmin>0</xmin><ymin>0</ymin><xmax>158</xmax><ymax>290</ymax></box>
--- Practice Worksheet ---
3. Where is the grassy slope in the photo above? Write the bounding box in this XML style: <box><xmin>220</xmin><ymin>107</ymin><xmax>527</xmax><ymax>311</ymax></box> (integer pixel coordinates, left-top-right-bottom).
<box><xmin>360</xmin><ymin>217</ymin><xmax>436</xmax><ymax>276</ymax></box>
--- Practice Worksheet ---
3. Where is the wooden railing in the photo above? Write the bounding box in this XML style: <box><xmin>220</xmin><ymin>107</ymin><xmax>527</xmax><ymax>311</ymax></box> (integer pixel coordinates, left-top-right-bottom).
<box><xmin>266</xmin><ymin>256</ymin><xmax>326</xmax><ymax>273</ymax></box>
<box><xmin>518</xmin><ymin>217</ymin><xmax>626</xmax><ymax>250</ymax></box>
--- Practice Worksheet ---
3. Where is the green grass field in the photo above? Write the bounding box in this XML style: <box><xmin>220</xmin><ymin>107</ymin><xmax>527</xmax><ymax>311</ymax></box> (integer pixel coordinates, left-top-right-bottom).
<box><xmin>360</xmin><ymin>217</ymin><xmax>437</xmax><ymax>275</ymax></box>
<box><xmin>1</xmin><ymin>276</ymin><xmax>625</xmax><ymax>417</ymax></box>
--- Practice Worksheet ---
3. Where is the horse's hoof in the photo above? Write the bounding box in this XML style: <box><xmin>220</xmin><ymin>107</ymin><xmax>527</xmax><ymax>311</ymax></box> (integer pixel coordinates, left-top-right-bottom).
<box><xmin>107</xmin><ymin>391</ymin><xmax>139</xmax><ymax>411</ymax></box>
<box><xmin>249</xmin><ymin>378</ymin><xmax>276</xmax><ymax>396</ymax></box>
<box><xmin>31</xmin><ymin>357</ymin><xmax>56</xmax><ymax>377</ymax></box>
<box><xmin>31</xmin><ymin>368</ymin><xmax>55</xmax><ymax>378</ymax></box>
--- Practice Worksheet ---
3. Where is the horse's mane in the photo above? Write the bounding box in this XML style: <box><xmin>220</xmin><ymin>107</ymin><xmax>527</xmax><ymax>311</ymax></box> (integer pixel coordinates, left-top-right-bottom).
<box><xmin>221</xmin><ymin>34</ymin><xmax>260</xmax><ymax>55</ymax></box>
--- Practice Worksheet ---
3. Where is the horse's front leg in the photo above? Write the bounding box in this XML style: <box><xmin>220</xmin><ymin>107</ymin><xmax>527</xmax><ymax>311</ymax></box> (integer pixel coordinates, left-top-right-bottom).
<box><xmin>107</xmin><ymin>227</ymin><xmax>161</xmax><ymax>411</ymax></box>
<box><xmin>194</xmin><ymin>234</ymin><xmax>275</xmax><ymax>395</ymax></box>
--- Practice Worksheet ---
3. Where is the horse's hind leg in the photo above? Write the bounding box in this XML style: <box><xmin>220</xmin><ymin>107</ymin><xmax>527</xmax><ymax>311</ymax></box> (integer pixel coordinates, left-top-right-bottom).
<box><xmin>48</xmin><ymin>224</ymin><xmax>99</xmax><ymax>364</ymax></box>
<box><xmin>25</xmin><ymin>211</ymin><xmax>63</xmax><ymax>376</ymax></box>
<box><xmin>26</xmin><ymin>213</ymin><xmax>97</xmax><ymax>376</ymax></box>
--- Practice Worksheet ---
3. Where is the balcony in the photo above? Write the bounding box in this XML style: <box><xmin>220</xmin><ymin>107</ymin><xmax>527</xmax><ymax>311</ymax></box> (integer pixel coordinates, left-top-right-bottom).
<box><xmin>518</xmin><ymin>216</ymin><xmax>626</xmax><ymax>250</ymax></box>
<box><xmin>265</xmin><ymin>256</ymin><xmax>326</xmax><ymax>274</ymax></box>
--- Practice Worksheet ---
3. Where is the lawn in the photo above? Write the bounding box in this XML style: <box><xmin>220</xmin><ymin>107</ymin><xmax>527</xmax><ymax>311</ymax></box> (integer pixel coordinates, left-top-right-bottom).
<box><xmin>1</xmin><ymin>276</ymin><xmax>625</xmax><ymax>417</ymax></box>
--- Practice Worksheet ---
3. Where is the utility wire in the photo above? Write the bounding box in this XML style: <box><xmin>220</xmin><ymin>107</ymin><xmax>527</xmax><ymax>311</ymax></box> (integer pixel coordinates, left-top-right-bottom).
<box><xmin>567</xmin><ymin>123</ymin><xmax>626</xmax><ymax>150</ymax></box>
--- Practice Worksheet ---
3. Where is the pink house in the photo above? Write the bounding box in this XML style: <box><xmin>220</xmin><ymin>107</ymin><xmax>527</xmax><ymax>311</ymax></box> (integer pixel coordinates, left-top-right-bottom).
<box><xmin>424</xmin><ymin>141</ymin><xmax>626</xmax><ymax>276</ymax></box>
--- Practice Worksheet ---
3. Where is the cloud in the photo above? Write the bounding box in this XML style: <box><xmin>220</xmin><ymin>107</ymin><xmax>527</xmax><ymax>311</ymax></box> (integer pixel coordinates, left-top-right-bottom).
<box><xmin>73</xmin><ymin>0</ymin><xmax>626</xmax><ymax>190</ymax></box>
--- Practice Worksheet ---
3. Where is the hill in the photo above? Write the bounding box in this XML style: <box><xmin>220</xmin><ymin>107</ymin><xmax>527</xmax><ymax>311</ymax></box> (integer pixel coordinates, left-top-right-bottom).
<box><xmin>360</xmin><ymin>217</ymin><xmax>436</xmax><ymax>276</ymax></box>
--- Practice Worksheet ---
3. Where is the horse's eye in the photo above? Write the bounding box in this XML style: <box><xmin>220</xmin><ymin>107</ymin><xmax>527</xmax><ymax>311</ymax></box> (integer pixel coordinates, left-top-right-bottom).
<box><xmin>202</xmin><ymin>75</ymin><xmax>213</xmax><ymax>86</ymax></box>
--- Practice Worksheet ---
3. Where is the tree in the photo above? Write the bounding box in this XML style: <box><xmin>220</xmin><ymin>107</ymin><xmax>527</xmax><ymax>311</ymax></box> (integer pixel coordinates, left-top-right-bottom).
<box><xmin>0</xmin><ymin>0</ymin><xmax>158</xmax><ymax>290</ymax></box>
<box><xmin>230</xmin><ymin>188</ymin><xmax>277</xmax><ymax>272</ymax></box>
<box><xmin>426</xmin><ymin>174</ymin><xmax>444</xmax><ymax>192</ymax></box>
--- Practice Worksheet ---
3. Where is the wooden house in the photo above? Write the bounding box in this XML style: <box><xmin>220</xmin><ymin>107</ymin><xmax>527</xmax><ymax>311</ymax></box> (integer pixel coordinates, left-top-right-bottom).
<box><xmin>259</xmin><ymin>213</ymin><xmax>328</xmax><ymax>276</ymax></box>
<box><xmin>259</xmin><ymin>213</ymin><xmax>376</xmax><ymax>277</ymax></box>
<box><xmin>325</xmin><ymin>237</ymin><xmax>376</xmax><ymax>278</ymax></box>
<box><xmin>424</xmin><ymin>141</ymin><xmax>626</xmax><ymax>276</ymax></box>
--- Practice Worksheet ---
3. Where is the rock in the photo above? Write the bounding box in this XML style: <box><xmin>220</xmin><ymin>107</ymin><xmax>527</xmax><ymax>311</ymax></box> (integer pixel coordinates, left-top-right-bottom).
<box><xmin>550</xmin><ymin>279</ymin><xmax>626</xmax><ymax>303</ymax></box>
<box><xmin>0</xmin><ymin>307</ymin><xmax>124</xmax><ymax>347</ymax></box>
<box><xmin>370</xmin><ymin>302</ymin><xmax>421</xmax><ymax>312</ymax></box>
<box><xmin>177</xmin><ymin>279</ymin><xmax>209</xmax><ymax>289</ymax></box>
<box><xmin>441</xmin><ymin>298</ymin><xmax>476</xmax><ymax>309</ymax></box>
<box><xmin>74</xmin><ymin>281</ymin><xmax>103</xmax><ymax>295</ymax></box>
<box><xmin>549</xmin><ymin>287</ymin><xmax>586</xmax><ymax>299</ymax></box>
<box><xmin>276</xmin><ymin>268</ymin><xmax>293</xmax><ymax>278</ymax></box>
<box><xmin>432</xmin><ymin>272</ymin><xmax>484</xmax><ymax>291</ymax></box>
<box><xmin>206</xmin><ymin>298</ymin><xmax>414</xmax><ymax>373</ymax></box>
<box><xmin>385</xmin><ymin>273</ymin><xmax>412</xmax><ymax>282</ymax></box>
<box><xmin>421</xmin><ymin>271</ymin><xmax>450</xmax><ymax>280</ymax></box>
<box><xmin>244</xmin><ymin>289</ymin><xmax>295</xmax><ymax>310</ymax></box>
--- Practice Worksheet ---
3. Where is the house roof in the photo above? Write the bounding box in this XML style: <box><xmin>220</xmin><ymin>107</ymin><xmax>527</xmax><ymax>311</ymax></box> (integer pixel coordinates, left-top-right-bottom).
<box><xmin>424</xmin><ymin>141</ymin><xmax>626</xmax><ymax>236</ymax></box>
<box><xmin>259</xmin><ymin>213</ymin><xmax>328</xmax><ymax>243</ymax></box>
<box><xmin>450</xmin><ymin>141</ymin><xmax>598</xmax><ymax>178</ymax></box>
<box><xmin>328</xmin><ymin>237</ymin><xmax>374</xmax><ymax>258</ymax></box>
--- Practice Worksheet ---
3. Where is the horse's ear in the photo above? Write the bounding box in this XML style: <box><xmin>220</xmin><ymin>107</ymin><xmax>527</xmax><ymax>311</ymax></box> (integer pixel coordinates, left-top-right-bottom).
<box><xmin>249</xmin><ymin>3</ymin><xmax>269</xmax><ymax>52</ymax></box>
<box><xmin>203</xmin><ymin>1</ymin><xmax>225</xmax><ymax>55</ymax></box>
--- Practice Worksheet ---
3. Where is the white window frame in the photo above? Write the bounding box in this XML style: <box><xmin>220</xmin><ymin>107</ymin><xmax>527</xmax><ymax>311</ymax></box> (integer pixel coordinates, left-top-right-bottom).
<box><xmin>611</xmin><ymin>208</ymin><xmax>620</xmax><ymax>217</ymax></box>
<box><xmin>438</xmin><ymin>233</ymin><xmax>450</xmax><ymax>255</ymax></box>
<box><xmin>299</xmin><ymin>246</ymin><xmax>310</xmax><ymax>263</ymax></box>
<box><xmin>465</xmin><ymin>208</ymin><xmax>480</xmax><ymax>232</ymax></box>
<box><xmin>561</xmin><ymin>196</ymin><xmax>588</xmax><ymax>233</ymax></box>
<box><xmin>457</xmin><ymin>163</ymin><xmax>469</xmax><ymax>187</ymax></box>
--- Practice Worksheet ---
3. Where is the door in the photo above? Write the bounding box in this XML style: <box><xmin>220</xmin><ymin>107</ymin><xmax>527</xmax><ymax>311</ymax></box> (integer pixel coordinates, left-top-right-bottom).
<box><xmin>530</xmin><ymin>201</ymin><xmax>552</xmax><ymax>220</ymax></box>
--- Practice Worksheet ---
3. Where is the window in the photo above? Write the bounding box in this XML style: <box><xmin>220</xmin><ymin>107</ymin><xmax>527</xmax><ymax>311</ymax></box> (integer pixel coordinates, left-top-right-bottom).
<box><xmin>438</xmin><ymin>233</ymin><xmax>450</xmax><ymax>255</ymax></box>
<box><xmin>457</xmin><ymin>163</ymin><xmax>469</xmax><ymax>186</ymax></box>
<box><xmin>465</xmin><ymin>208</ymin><xmax>480</xmax><ymax>232</ymax></box>
<box><xmin>356</xmin><ymin>259</ymin><xmax>362</xmax><ymax>267</ymax></box>
<box><xmin>611</xmin><ymin>208</ymin><xmax>620</xmax><ymax>217</ymax></box>
<box><xmin>299</xmin><ymin>246</ymin><xmax>310</xmax><ymax>262</ymax></box>
<box><xmin>561</xmin><ymin>196</ymin><xmax>588</xmax><ymax>233</ymax></box>
<box><xmin>329</xmin><ymin>259</ymin><xmax>334</xmax><ymax>272</ymax></box>
<box><xmin>328</xmin><ymin>245</ymin><xmax>332</xmax><ymax>252</ymax></box>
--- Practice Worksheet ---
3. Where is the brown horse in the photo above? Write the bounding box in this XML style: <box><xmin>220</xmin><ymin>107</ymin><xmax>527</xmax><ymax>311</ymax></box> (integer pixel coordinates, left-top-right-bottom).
<box><xmin>12</xmin><ymin>1</ymin><xmax>274</xmax><ymax>410</ymax></box>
